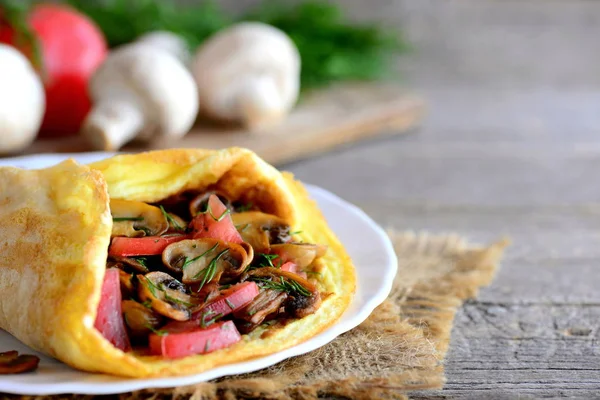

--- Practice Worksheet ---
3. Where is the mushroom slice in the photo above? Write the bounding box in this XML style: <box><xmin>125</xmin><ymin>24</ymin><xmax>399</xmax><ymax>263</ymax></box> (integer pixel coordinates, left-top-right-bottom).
<box><xmin>269</xmin><ymin>242</ymin><xmax>328</xmax><ymax>269</ymax></box>
<box><xmin>162</xmin><ymin>239</ymin><xmax>253</xmax><ymax>285</ymax></box>
<box><xmin>122</xmin><ymin>300</ymin><xmax>163</xmax><ymax>338</ymax></box>
<box><xmin>109</xmin><ymin>255</ymin><xmax>149</xmax><ymax>273</ymax></box>
<box><xmin>118</xmin><ymin>269</ymin><xmax>135</xmax><ymax>299</ymax></box>
<box><xmin>189</xmin><ymin>191</ymin><xmax>232</xmax><ymax>217</ymax></box>
<box><xmin>231</xmin><ymin>211</ymin><xmax>290</xmax><ymax>252</ymax></box>
<box><xmin>0</xmin><ymin>351</ymin><xmax>40</xmax><ymax>374</ymax></box>
<box><xmin>248</xmin><ymin>267</ymin><xmax>322</xmax><ymax>319</ymax></box>
<box><xmin>137</xmin><ymin>272</ymin><xmax>200</xmax><ymax>321</ymax></box>
<box><xmin>111</xmin><ymin>199</ymin><xmax>168</xmax><ymax>237</ymax></box>
<box><xmin>233</xmin><ymin>289</ymin><xmax>288</xmax><ymax>326</ymax></box>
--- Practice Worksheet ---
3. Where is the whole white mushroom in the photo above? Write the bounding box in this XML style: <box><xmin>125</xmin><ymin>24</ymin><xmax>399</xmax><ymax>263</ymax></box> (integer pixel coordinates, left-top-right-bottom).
<box><xmin>192</xmin><ymin>22</ymin><xmax>300</xmax><ymax>131</ymax></box>
<box><xmin>0</xmin><ymin>44</ymin><xmax>45</xmax><ymax>154</ymax></box>
<box><xmin>82</xmin><ymin>43</ymin><xmax>199</xmax><ymax>151</ymax></box>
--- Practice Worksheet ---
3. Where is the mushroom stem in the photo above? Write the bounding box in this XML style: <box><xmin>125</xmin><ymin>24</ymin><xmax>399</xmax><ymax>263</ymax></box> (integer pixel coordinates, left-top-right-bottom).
<box><xmin>82</xmin><ymin>99</ymin><xmax>144</xmax><ymax>151</ymax></box>
<box><xmin>238</xmin><ymin>76</ymin><xmax>285</xmax><ymax>131</ymax></box>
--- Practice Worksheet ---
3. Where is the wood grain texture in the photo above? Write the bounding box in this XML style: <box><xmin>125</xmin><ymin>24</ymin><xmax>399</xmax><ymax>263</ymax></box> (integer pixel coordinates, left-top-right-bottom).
<box><xmin>24</xmin><ymin>84</ymin><xmax>424</xmax><ymax>165</ymax></box>
<box><xmin>281</xmin><ymin>0</ymin><xmax>600</xmax><ymax>397</ymax></box>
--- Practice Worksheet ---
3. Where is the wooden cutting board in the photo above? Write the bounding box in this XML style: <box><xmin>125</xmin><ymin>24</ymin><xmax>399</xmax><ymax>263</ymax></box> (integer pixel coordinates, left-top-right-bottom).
<box><xmin>24</xmin><ymin>83</ymin><xmax>425</xmax><ymax>165</ymax></box>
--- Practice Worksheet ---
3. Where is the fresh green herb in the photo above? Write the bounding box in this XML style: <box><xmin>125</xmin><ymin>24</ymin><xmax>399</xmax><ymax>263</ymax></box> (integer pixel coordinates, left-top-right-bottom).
<box><xmin>200</xmin><ymin>310</ymin><xmax>223</xmax><ymax>328</ymax></box>
<box><xmin>135</xmin><ymin>257</ymin><xmax>148</xmax><ymax>268</ymax></box>
<box><xmin>145</xmin><ymin>324</ymin><xmax>168</xmax><ymax>337</ymax></box>
<box><xmin>225</xmin><ymin>299</ymin><xmax>235</xmax><ymax>309</ymax></box>
<box><xmin>161</xmin><ymin>287</ymin><xmax>195</xmax><ymax>308</ymax></box>
<box><xmin>219</xmin><ymin>284</ymin><xmax>232</xmax><ymax>290</ymax></box>
<box><xmin>235</xmin><ymin>223</ymin><xmax>251</xmax><ymax>232</ymax></box>
<box><xmin>290</xmin><ymin>230</ymin><xmax>303</xmax><ymax>235</ymax></box>
<box><xmin>143</xmin><ymin>277</ymin><xmax>160</xmax><ymax>298</ymax></box>
<box><xmin>204</xmin><ymin>339</ymin><xmax>211</xmax><ymax>353</ymax></box>
<box><xmin>182</xmin><ymin>243</ymin><xmax>219</xmax><ymax>270</ymax></box>
<box><xmin>236</xmin><ymin>202</ymin><xmax>253</xmax><ymax>212</ymax></box>
<box><xmin>159</xmin><ymin>205</ymin><xmax>185</xmax><ymax>232</ymax></box>
<box><xmin>195</xmin><ymin>249</ymin><xmax>229</xmax><ymax>291</ymax></box>
<box><xmin>142</xmin><ymin>300</ymin><xmax>153</xmax><ymax>309</ymax></box>
<box><xmin>253</xmin><ymin>277</ymin><xmax>312</xmax><ymax>297</ymax></box>
<box><xmin>248</xmin><ymin>310</ymin><xmax>257</xmax><ymax>316</ymax></box>
<box><xmin>259</xmin><ymin>253</ymin><xmax>279</xmax><ymax>268</ymax></box>
<box><xmin>112</xmin><ymin>216</ymin><xmax>144</xmax><ymax>222</ymax></box>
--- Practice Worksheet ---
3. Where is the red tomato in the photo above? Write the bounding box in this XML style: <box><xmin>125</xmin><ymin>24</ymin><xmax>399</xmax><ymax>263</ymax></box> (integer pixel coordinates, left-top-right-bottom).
<box><xmin>109</xmin><ymin>234</ymin><xmax>191</xmax><ymax>257</ymax></box>
<box><xmin>191</xmin><ymin>195</ymin><xmax>243</xmax><ymax>244</ymax></box>
<box><xmin>149</xmin><ymin>321</ymin><xmax>241</xmax><ymax>359</ymax></box>
<box><xmin>193</xmin><ymin>282</ymin><xmax>259</xmax><ymax>321</ymax></box>
<box><xmin>0</xmin><ymin>4</ymin><xmax>107</xmax><ymax>137</ymax></box>
<box><xmin>94</xmin><ymin>268</ymin><xmax>130</xmax><ymax>352</ymax></box>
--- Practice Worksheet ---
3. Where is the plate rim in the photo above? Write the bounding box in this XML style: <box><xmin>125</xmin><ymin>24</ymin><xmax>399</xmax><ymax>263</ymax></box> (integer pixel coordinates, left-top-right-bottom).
<box><xmin>0</xmin><ymin>153</ymin><xmax>397</xmax><ymax>395</ymax></box>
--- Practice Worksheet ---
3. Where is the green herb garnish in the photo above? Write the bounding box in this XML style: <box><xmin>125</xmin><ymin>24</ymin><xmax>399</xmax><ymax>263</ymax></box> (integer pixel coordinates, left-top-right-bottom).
<box><xmin>225</xmin><ymin>299</ymin><xmax>235</xmax><ymax>309</ymax></box>
<box><xmin>235</xmin><ymin>223</ymin><xmax>251</xmax><ymax>232</ymax></box>
<box><xmin>253</xmin><ymin>277</ymin><xmax>312</xmax><ymax>297</ymax></box>
<box><xmin>200</xmin><ymin>310</ymin><xmax>223</xmax><ymax>328</ymax></box>
<box><xmin>259</xmin><ymin>253</ymin><xmax>279</xmax><ymax>268</ymax></box>
<box><xmin>204</xmin><ymin>339</ymin><xmax>211</xmax><ymax>353</ymax></box>
<box><xmin>195</xmin><ymin>249</ymin><xmax>229</xmax><ymax>291</ymax></box>
<box><xmin>135</xmin><ymin>257</ymin><xmax>148</xmax><ymax>267</ymax></box>
<box><xmin>142</xmin><ymin>300</ymin><xmax>153</xmax><ymax>309</ymax></box>
<box><xmin>182</xmin><ymin>243</ymin><xmax>219</xmax><ymax>270</ymax></box>
<box><xmin>112</xmin><ymin>216</ymin><xmax>144</xmax><ymax>222</ymax></box>
<box><xmin>160</xmin><ymin>287</ymin><xmax>195</xmax><ymax>308</ymax></box>
<box><xmin>159</xmin><ymin>205</ymin><xmax>185</xmax><ymax>232</ymax></box>
<box><xmin>143</xmin><ymin>277</ymin><xmax>160</xmax><ymax>298</ymax></box>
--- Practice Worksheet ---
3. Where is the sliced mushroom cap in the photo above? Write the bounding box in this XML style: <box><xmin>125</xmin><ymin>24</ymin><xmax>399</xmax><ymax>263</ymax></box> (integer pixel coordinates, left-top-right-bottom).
<box><xmin>118</xmin><ymin>269</ymin><xmax>135</xmax><ymax>299</ymax></box>
<box><xmin>189</xmin><ymin>191</ymin><xmax>232</xmax><ymax>217</ymax></box>
<box><xmin>111</xmin><ymin>199</ymin><xmax>168</xmax><ymax>237</ymax></box>
<box><xmin>162</xmin><ymin>239</ymin><xmax>253</xmax><ymax>284</ymax></box>
<box><xmin>0</xmin><ymin>351</ymin><xmax>40</xmax><ymax>374</ymax></box>
<box><xmin>231</xmin><ymin>211</ymin><xmax>290</xmax><ymax>252</ymax></box>
<box><xmin>270</xmin><ymin>242</ymin><xmax>328</xmax><ymax>269</ymax></box>
<box><xmin>109</xmin><ymin>255</ymin><xmax>149</xmax><ymax>273</ymax></box>
<box><xmin>122</xmin><ymin>300</ymin><xmax>163</xmax><ymax>338</ymax></box>
<box><xmin>233</xmin><ymin>288</ymin><xmax>288</xmax><ymax>329</ymax></box>
<box><xmin>247</xmin><ymin>267</ymin><xmax>321</xmax><ymax>319</ymax></box>
<box><xmin>137</xmin><ymin>272</ymin><xmax>200</xmax><ymax>321</ymax></box>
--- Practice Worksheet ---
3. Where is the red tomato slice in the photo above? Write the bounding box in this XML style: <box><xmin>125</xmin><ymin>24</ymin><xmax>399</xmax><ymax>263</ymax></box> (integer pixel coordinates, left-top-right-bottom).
<box><xmin>193</xmin><ymin>282</ymin><xmax>259</xmax><ymax>321</ymax></box>
<box><xmin>108</xmin><ymin>234</ymin><xmax>191</xmax><ymax>257</ymax></box>
<box><xmin>94</xmin><ymin>268</ymin><xmax>130</xmax><ymax>352</ymax></box>
<box><xmin>148</xmin><ymin>321</ymin><xmax>241</xmax><ymax>359</ymax></box>
<box><xmin>191</xmin><ymin>195</ymin><xmax>243</xmax><ymax>244</ymax></box>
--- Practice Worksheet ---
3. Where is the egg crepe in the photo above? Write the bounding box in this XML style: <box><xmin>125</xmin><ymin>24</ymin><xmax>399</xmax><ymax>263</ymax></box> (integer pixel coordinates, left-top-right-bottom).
<box><xmin>0</xmin><ymin>148</ymin><xmax>356</xmax><ymax>377</ymax></box>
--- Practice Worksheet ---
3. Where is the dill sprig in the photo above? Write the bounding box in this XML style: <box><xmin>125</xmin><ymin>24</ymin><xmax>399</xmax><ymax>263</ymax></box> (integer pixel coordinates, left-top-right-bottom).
<box><xmin>182</xmin><ymin>243</ymin><xmax>218</xmax><ymax>270</ymax></box>
<box><xmin>194</xmin><ymin>248</ymin><xmax>229</xmax><ymax>291</ymax></box>
<box><xmin>159</xmin><ymin>205</ymin><xmax>185</xmax><ymax>232</ymax></box>
<box><xmin>112</xmin><ymin>216</ymin><xmax>144</xmax><ymax>222</ymax></box>
<box><xmin>253</xmin><ymin>276</ymin><xmax>312</xmax><ymax>297</ymax></box>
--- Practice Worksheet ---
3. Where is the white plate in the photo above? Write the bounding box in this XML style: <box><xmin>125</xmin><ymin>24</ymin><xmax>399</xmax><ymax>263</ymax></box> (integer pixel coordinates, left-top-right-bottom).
<box><xmin>0</xmin><ymin>153</ymin><xmax>397</xmax><ymax>395</ymax></box>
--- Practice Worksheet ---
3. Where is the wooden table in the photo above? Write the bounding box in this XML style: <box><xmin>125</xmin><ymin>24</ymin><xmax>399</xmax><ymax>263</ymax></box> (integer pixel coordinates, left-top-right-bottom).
<box><xmin>281</xmin><ymin>0</ymin><xmax>600</xmax><ymax>397</ymax></box>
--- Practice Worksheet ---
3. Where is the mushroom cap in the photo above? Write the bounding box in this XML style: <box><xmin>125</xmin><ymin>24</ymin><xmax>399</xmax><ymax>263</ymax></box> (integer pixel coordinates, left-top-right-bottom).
<box><xmin>88</xmin><ymin>43</ymin><xmax>199</xmax><ymax>140</ymax></box>
<box><xmin>0</xmin><ymin>45</ymin><xmax>45</xmax><ymax>153</ymax></box>
<box><xmin>135</xmin><ymin>31</ymin><xmax>191</xmax><ymax>66</ymax></box>
<box><xmin>191</xmin><ymin>22</ymin><xmax>300</xmax><ymax>128</ymax></box>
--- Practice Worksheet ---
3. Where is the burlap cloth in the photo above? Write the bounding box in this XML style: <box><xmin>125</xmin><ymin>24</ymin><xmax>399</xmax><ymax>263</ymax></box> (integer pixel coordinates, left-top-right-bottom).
<box><xmin>13</xmin><ymin>231</ymin><xmax>508</xmax><ymax>400</ymax></box>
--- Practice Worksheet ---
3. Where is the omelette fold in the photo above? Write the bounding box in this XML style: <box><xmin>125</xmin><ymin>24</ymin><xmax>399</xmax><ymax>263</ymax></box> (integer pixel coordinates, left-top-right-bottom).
<box><xmin>0</xmin><ymin>148</ymin><xmax>356</xmax><ymax>377</ymax></box>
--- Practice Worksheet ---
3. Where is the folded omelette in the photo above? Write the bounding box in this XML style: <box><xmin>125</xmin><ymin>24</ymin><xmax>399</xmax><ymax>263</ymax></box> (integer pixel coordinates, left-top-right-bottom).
<box><xmin>0</xmin><ymin>148</ymin><xmax>356</xmax><ymax>377</ymax></box>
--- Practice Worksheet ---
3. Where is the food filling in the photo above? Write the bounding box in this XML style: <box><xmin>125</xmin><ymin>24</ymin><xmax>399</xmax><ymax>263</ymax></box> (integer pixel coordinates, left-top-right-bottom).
<box><xmin>94</xmin><ymin>190</ymin><xmax>326</xmax><ymax>358</ymax></box>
